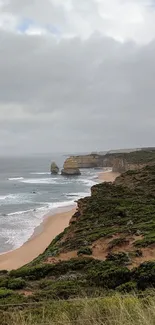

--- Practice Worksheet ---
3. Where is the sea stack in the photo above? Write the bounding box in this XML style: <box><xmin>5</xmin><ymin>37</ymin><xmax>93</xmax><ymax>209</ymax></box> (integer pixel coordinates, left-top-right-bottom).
<box><xmin>51</xmin><ymin>162</ymin><xmax>59</xmax><ymax>175</ymax></box>
<box><xmin>61</xmin><ymin>157</ymin><xmax>81</xmax><ymax>176</ymax></box>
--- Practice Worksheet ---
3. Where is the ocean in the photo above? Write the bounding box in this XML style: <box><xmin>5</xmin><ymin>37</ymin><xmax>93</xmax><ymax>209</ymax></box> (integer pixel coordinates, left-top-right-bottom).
<box><xmin>0</xmin><ymin>154</ymin><xmax>100</xmax><ymax>254</ymax></box>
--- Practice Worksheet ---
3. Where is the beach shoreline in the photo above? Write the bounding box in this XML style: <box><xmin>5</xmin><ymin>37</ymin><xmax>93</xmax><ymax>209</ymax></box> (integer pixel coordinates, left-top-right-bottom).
<box><xmin>98</xmin><ymin>170</ymin><xmax>120</xmax><ymax>183</ymax></box>
<box><xmin>0</xmin><ymin>169</ymin><xmax>119</xmax><ymax>271</ymax></box>
<box><xmin>0</xmin><ymin>207</ymin><xmax>76</xmax><ymax>270</ymax></box>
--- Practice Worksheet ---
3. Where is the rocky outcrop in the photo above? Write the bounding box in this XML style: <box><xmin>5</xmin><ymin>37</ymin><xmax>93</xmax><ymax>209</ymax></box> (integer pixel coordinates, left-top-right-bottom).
<box><xmin>63</xmin><ymin>154</ymin><xmax>105</xmax><ymax>169</ymax></box>
<box><xmin>51</xmin><ymin>162</ymin><xmax>59</xmax><ymax>175</ymax></box>
<box><xmin>61</xmin><ymin>157</ymin><xmax>81</xmax><ymax>176</ymax></box>
<box><xmin>61</xmin><ymin>168</ymin><xmax>81</xmax><ymax>176</ymax></box>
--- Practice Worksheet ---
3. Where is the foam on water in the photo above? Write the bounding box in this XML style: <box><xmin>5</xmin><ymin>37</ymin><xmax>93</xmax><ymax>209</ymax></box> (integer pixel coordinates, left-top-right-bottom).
<box><xmin>0</xmin><ymin>199</ymin><xmax>76</xmax><ymax>250</ymax></box>
<box><xmin>30</xmin><ymin>172</ymin><xmax>51</xmax><ymax>175</ymax></box>
<box><xmin>0</xmin><ymin>193</ymin><xmax>35</xmax><ymax>206</ymax></box>
<box><xmin>8</xmin><ymin>177</ymin><xmax>24</xmax><ymax>181</ymax></box>
<box><xmin>79</xmin><ymin>179</ymin><xmax>97</xmax><ymax>187</ymax></box>
<box><xmin>0</xmin><ymin>195</ymin><xmax>8</xmax><ymax>200</ymax></box>
<box><xmin>20</xmin><ymin>178</ymin><xmax>58</xmax><ymax>184</ymax></box>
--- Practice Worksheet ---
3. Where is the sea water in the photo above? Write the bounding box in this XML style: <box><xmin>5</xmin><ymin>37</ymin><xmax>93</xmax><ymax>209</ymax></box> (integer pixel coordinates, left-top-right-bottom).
<box><xmin>0</xmin><ymin>154</ymin><xmax>101</xmax><ymax>254</ymax></box>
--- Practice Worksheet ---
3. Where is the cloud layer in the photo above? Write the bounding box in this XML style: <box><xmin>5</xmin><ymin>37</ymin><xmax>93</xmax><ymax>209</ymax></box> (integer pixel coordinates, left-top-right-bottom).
<box><xmin>0</xmin><ymin>0</ymin><xmax>155</xmax><ymax>154</ymax></box>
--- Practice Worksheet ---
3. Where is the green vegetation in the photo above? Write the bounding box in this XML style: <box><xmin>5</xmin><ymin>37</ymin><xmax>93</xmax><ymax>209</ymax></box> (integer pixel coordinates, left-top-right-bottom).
<box><xmin>108</xmin><ymin>237</ymin><xmax>129</xmax><ymax>249</ymax></box>
<box><xmin>77</xmin><ymin>247</ymin><xmax>92</xmax><ymax>256</ymax></box>
<box><xmin>0</xmin><ymin>276</ymin><xmax>26</xmax><ymax>290</ymax></box>
<box><xmin>1</xmin><ymin>293</ymin><xmax>155</xmax><ymax>325</ymax></box>
<box><xmin>0</xmin><ymin>257</ymin><xmax>153</xmax><ymax>306</ymax></box>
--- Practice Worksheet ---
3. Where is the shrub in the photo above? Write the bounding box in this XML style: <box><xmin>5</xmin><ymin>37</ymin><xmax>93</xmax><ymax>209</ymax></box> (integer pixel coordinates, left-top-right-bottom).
<box><xmin>132</xmin><ymin>262</ymin><xmax>155</xmax><ymax>290</ymax></box>
<box><xmin>108</xmin><ymin>237</ymin><xmax>129</xmax><ymax>249</ymax></box>
<box><xmin>9</xmin><ymin>264</ymin><xmax>55</xmax><ymax>280</ymax></box>
<box><xmin>77</xmin><ymin>247</ymin><xmax>92</xmax><ymax>256</ymax></box>
<box><xmin>0</xmin><ymin>289</ymin><xmax>14</xmax><ymax>298</ymax></box>
<box><xmin>134</xmin><ymin>235</ymin><xmax>155</xmax><ymax>248</ymax></box>
<box><xmin>117</xmin><ymin>281</ymin><xmax>137</xmax><ymax>292</ymax></box>
<box><xmin>9</xmin><ymin>259</ymin><xmax>94</xmax><ymax>281</ymax></box>
<box><xmin>0</xmin><ymin>270</ymin><xmax>8</xmax><ymax>275</ymax></box>
<box><xmin>87</xmin><ymin>261</ymin><xmax>131</xmax><ymax>289</ymax></box>
<box><xmin>34</xmin><ymin>280</ymin><xmax>87</xmax><ymax>300</ymax></box>
<box><xmin>7</xmin><ymin>278</ymin><xmax>26</xmax><ymax>290</ymax></box>
<box><xmin>106</xmin><ymin>252</ymin><xmax>131</xmax><ymax>266</ymax></box>
<box><xmin>0</xmin><ymin>277</ymin><xmax>8</xmax><ymax>288</ymax></box>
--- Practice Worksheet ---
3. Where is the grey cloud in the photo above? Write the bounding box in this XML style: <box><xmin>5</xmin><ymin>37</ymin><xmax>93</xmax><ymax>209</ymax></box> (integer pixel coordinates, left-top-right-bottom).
<box><xmin>0</xmin><ymin>28</ymin><xmax>155</xmax><ymax>154</ymax></box>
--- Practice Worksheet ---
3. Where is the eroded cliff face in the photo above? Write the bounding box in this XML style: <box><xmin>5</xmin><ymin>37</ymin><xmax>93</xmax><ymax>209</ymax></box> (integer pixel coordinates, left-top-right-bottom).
<box><xmin>63</xmin><ymin>154</ymin><xmax>110</xmax><ymax>169</ymax></box>
<box><xmin>63</xmin><ymin>157</ymin><xmax>79</xmax><ymax>169</ymax></box>
<box><xmin>62</xmin><ymin>155</ymin><xmax>147</xmax><ymax>173</ymax></box>
<box><xmin>66</xmin><ymin>155</ymin><xmax>101</xmax><ymax>168</ymax></box>
<box><xmin>61</xmin><ymin>157</ymin><xmax>81</xmax><ymax>175</ymax></box>
<box><xmin>112</xmin><ymin>158</ymin><xmax>148</xmax><ymax>173</ymax></box>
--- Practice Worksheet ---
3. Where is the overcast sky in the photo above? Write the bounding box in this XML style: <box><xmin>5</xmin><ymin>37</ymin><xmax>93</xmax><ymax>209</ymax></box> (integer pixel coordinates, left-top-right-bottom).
<box><xmin>1</xmin><ymin>0</ymin><xmax>155</xmax><ymax>155</ymax></box>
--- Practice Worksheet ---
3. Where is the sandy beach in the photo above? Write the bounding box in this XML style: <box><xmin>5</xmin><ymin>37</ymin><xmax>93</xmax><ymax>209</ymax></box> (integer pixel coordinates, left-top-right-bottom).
<box><xmin>0</xmin><ymin>169</ymin><xmax>120</xmax><ymax>271</ymax></box>
<box><xmin>0</xmin><ymin>208</ymin><xmax>75</xmax><ymax>271</ymax></box>
<box><xmin>98</xmin><ymin>170</ymin><xmax>120</xmax><ymax>183</ymax></box>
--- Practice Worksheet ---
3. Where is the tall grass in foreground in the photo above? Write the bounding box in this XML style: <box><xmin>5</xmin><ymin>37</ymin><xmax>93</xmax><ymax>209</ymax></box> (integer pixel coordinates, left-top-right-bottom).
<box><xmin>1</xmin><ymin>293</ymin><xmax>155</xmax><ymax>325</ymax></box>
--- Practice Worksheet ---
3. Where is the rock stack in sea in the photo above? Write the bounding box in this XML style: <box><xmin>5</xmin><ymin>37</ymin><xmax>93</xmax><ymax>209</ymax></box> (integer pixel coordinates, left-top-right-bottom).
<box><xmin>61</xmin><ymin>157</ymin><xmax>81</xmax><ymax>176</ymax></box>
<box><xmin>51</xmin><ymin>162</ymin><xmax>59</xmax><ymax>175</ymax></box>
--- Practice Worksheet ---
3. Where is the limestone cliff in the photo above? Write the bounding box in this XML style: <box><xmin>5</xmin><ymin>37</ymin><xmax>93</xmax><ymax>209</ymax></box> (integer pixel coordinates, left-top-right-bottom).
<box><xmin>63</xmin><ymin>154</ymin><xmax>105</xmax><ymax>169</ymax></box>
<box><xmin>63</xmin><ymin>150</ymin><xmax>155</xmax><ymax>173</ymax></box>
<box><xmin>112</xmin><ymin>158</ymin><xmax>147</xmax><ymax>173</ymax></box>
<box><xmin>111</xmin><ymin>150</ymin><xmax>155</xmax><ymax>173</ymax></box>
<box><xmin>61</xmin><ymin>157</ymin><xmax>81</xmax><ymax>176</ymax></box>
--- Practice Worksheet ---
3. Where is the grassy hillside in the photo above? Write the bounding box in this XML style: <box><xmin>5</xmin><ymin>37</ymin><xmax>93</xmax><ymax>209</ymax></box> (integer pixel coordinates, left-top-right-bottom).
<box><xmin>0</xmin><ymin>164</ymin><xmax>155</xmax><ymax>322</ymax></box>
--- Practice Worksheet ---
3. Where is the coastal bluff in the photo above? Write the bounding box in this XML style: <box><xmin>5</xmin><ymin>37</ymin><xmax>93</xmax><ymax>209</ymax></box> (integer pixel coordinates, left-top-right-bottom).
<box><xmin>63</xmin><ymin>150</ymin><xmax>155</xmax><ymax>174</ymax></box>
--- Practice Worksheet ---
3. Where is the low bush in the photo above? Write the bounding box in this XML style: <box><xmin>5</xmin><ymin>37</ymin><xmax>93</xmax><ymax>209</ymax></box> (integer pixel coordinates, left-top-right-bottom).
<box><xmin>7</xmin><ymin>278</ymin><xmax>26</xmax><ymax>290</ymax></box>
<box><xmin>108</xmin><ymin>237</ymin><xmax>129</xmax><ymax>249</ymax></box>
<box><xmin>87</xmin><ymin>261</ymin><xmax>131</xmax><ymax>289</ymax></box>
<box><xmin>132</xmin><ymin>261</ymin><xmax>155</xmax><ymax>290</ymax></box>
<box><xmin>9</xmin><ymin>264</ymin><xmax>55</xmax><ymax>280</ymax></box>
<box><xmin>77</xmin><ymin>247</ymin><xmax>92</xmax><ymax>256</ymax></box>
<box><xmin>106</xmin><ymin>252</ymin><xmax>131</xmax><ymax>266</ymax></box>
<box><xmin>117</xmin><ymin>281</ymin><xmax>137</xmax><ymax>292</ymax></box>
<box><xmin>0</xmin><ymin>289</ymin><xmax>14</xmax><ymax>298</ymax></box>
<box><xmin>134</xmin><ymin>234</ymin><xmax>155</xmax><ymax>247</ymax></box>
<box><xmin>34</xmin><ymin>280</ymin><xmax>87</xmax><ymax>300</ymax></box>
